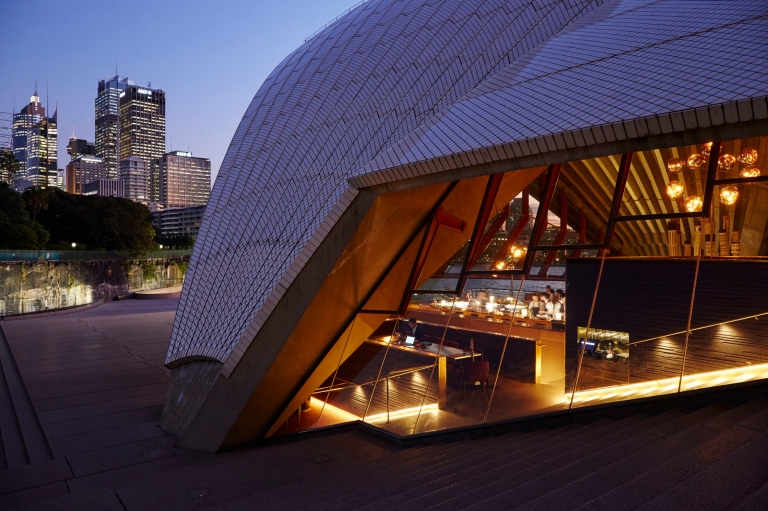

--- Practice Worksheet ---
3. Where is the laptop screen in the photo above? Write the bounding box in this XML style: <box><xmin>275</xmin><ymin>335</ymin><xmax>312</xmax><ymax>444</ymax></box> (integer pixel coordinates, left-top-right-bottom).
<box><xmin>405</xmin><ymin>336</ymin><xmax>416</xmax><ymax>346</ymax></box>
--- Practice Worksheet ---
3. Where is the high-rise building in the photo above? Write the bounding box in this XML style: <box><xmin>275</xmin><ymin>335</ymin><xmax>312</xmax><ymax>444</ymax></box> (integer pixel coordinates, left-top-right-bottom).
<box><xmin>95</xmin><ymin>75</ymin><xmax>132</xmax><ymax>179</ymax></box>
<box><xmin>56</xmin><ymin>169</ymin><xmax>66</xmax><ymax>190</ymax></box>
<box><xmin>150</xmin><ymin>150</ymin><xmax>211</xmax><ymax>208</ymax></box>
<box><xmin>67</xmin><ymin>135</ymin><xmax>96</xmax><ymax>161</ymax></box>
<box><xmin>65</xmin><ymin>155</ymin><xmax>106</xmax><ymax>194</ymax></box>
<box><xmin>119</xmin><ymin>85</ymin><xmax>165</xmax><ymax>163</ymax></box>
<box><xmin>152</xmin><ymin>205</ymin><xmax>206</xmax><ymax>238</ymax></box>
<box><xmin>118</xmin><ymin>156</ymin><xmax>149</xmax><ymax>203</ymax></box>
<box><xmin>12</xmin><ymin>89</ymin><xmax>56</xmax><ymax>189</ymax></box>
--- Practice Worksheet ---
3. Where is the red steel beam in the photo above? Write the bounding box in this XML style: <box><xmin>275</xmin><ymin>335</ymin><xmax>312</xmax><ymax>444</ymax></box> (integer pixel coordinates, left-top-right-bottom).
<box><xmin>572</xmin><ymin>208</ymin><xmax>586</xmax><ymax>258</ymax></box>
<box><xmin>539</xmin><ymin>189</ymin><xmax>569</xmax><ymax>276</ymax></box>
<box><xmin>492</xmin><ymin>188</ymin><xmax>530</xmax><ymax>270</ymax></box>
<box><xmin>464</xmin><ymin>173</ymin><xmax>504</xmax><ymax>270</ymax></box>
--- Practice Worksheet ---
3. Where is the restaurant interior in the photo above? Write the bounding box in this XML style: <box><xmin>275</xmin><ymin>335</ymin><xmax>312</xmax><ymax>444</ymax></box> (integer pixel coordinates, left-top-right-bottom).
<box><xmin>274</xmin><ymin>135</ymin><xmax>768</xmax><ymax>437</ymax></box>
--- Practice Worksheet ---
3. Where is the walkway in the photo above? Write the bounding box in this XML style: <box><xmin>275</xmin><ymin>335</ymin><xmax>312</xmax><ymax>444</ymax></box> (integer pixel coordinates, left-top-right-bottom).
<box><xmin>0</xmin><ymin>298</ymin><xmax>397</xmax><ymax>509</ymax></box>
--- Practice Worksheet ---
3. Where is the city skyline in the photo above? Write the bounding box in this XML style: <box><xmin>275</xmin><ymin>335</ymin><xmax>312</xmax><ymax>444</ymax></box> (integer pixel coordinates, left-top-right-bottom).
<box><xmin>1</xmin><ymin>0</ymin><xmax>361</xmax><ymax>186</ymax></box>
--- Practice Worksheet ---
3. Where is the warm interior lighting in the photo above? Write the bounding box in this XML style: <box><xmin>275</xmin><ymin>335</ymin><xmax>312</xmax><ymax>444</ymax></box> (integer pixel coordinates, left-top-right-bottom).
<box><xmin>701</xmin><ymin>141</ymin><xmax>713</xmax><ymax>156</ymax></box>
<box><xmin>666</xmin><ymin>180</ymin><xmax>684</xmax><ymax>199</ymax></box>
<box><xmin>718</xmin><ymin>154</ymin><xmax>737</xmax><ymax>171</ymax></box>
<box><xmin>569</xmin><ymin>361</ymin><xmax>768</xmax><ymax>407</ymax></box>
<box><xmin>687</xmin><ymin>153</ymin><xmax>706</xmax><ymax>169</ymax></box>
<box><xmin>739</xmin><ymin>147</ymin><xmax>758</xmax><ymax>165</ymax></box>
<box><xmin>720</xmin><ymin>186</ymin><xmax>739</xmax><ymax>205</ymax></box>
<box><xmin>740</xmin><ymin>166</ymin><xmax>761</xmax><ymax>178</ymax></box>
<box><xmin>520</xmin><ymin>308</ymin><xmax>528</xmax><ymax>318</ymax></box>
<box><xmin>364</xmin><ymin>403</ymin><xmax>438</xmax><ymax>424</ymax></box>
<box><xmin>684</xmin><ymin>195</ymin><xmax>703</xmax><ymax>212</ymax></box>
<box><xmin>666</xmin><ymin>157</ymin><xmax>684</xmax><ymax>173</ymax></box>
<box><xmin>496</xmin><ymin>261</ymin><xmax>505</xmax><ymax>270</ymax></box>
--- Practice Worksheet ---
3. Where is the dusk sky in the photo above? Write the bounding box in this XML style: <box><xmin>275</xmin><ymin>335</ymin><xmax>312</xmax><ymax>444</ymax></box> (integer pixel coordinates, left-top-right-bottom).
<box><xmin>1</xmin><ymin>0</ymin><xmax>360</xmax><ymax>184</ymax></box>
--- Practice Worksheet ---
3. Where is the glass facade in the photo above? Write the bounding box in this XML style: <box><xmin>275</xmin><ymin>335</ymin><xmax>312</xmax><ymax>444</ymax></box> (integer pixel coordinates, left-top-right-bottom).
<box><xmin>273</xmin><ymin>136</ymin><xmax>768</xmax><ymax>437</ymax></box>
<box><xmin>95</xmin><ymin>76</ymin><xmax>132</xmax><ymax>179</ymax></box>
<box><xmin>150</xmin><ymin>151</ymin><xmax>211</xmax><ymax>208</ymax></box>
<box><xmin>118</xmin><ymin>86</ymin><xmax>166</xmax><ymax>164</ymax></box>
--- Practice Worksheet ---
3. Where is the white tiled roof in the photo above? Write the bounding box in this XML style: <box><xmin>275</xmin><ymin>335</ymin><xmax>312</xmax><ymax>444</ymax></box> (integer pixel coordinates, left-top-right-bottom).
<box><xmin>166</xmin><ymin>0</ymin><xmax>768</xmax><ymax>373</ymax></box>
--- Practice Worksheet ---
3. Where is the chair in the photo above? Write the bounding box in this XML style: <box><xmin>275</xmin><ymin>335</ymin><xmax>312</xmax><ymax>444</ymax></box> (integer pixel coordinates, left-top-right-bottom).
<box><xmin>461</xmin><ymin>360</ymin><xmax>490</xmax><ymax>400</ymax></box>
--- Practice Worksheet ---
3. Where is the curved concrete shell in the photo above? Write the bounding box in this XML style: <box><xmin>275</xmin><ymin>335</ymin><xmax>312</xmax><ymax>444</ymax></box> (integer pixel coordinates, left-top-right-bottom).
<box><xmin>162</xmin><ymin>0</ymin><xmax>768</xmax><ymax>451</ymax></box>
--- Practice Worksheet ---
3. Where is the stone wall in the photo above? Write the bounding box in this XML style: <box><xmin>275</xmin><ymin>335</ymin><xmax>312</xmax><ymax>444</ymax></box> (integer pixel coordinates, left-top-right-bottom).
<box><xmin>0</xmin><ymin>258</ymin><xmax>187</xmax><ymax>316</ymax></box>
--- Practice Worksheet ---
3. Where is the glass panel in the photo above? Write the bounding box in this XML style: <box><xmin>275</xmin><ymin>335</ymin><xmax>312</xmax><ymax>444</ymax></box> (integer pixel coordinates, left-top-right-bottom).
<box><xmin>619</xmin><ymin>143</ymin><xmax>711</xmax><ymax>217</ymax></box>
<box><xmin>712</xmin><ymin>182</ymin><xmax>768</xmax><ymax>257</ymax></box>
<box><xmin>569</xmin><ymin>254</ymin><xmax>696</xmax><ymax>407</ymax></box>
<box><xmin>610</xmin><ymin>217</ymin><xmax>702</xmax><ymax>257</ymax></box>
<box><xmin>680</xmin><ymin>259</ymin><xmax>768</xmax><ymax>391</ymax></box>
<box><xmin>529</xmin><ymin>249</ymin><xmax>572</xmax><ymax>279</ymax></box>
<box><xmin>470</xmin><ymin>191</ymin><xmax>535</xmax><ymax>271</ymax></box>
<box><xmin>482</xmin><ymin>276</ymin><xmax>570</xmax><ymax>423</ymax></box>
<box><xmin>716</xmin><ymin>136</ymin><xmax>766</xmax><ymax>181</ymax></box>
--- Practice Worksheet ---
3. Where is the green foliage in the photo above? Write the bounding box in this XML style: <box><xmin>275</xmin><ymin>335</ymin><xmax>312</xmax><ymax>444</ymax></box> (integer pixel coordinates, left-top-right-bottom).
<box><xmin>155</xmin><ymin>234</ymin><xmax>195</xmax><ymax>250</ymax></box>
<box><xmin>33</xmin><ymin>188</ymin><xmax>158</xmax><ymax>256</ymax></box>
<box><xmin>0</xmin><ymin>183</ymin><xmax>50</xmax><ymax>249</ymax></box>
<box><xmin>178</xmin><ymin>261</ymin><xmax>189</xmax><ymax>275</ymax></box>
<box><xmin>23</xmin><ymin>187</ymin><xmax>50</xmax><ymax>223</ymax></box>
<box><xmin>140</xmin><ymin>260</ymin><xmax>158</xmax><ymax>282</ymax></box>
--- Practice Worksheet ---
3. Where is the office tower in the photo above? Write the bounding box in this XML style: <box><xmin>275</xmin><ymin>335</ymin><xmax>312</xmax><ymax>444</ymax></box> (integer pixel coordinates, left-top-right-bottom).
<box><xmin>12</xmin><ymin>90</ymin><xmax>46</xmax><ymax>188</ymax></box>
<box><xmin>22</xmin><ymin>106</ymin><xmax>57</xmax><ymax>189</ymax></box>
<box><xmin>67</xmin><ymin>135</ymin><xmax>96</xmax><ymax>161</ymax></box>
<box><xmin>119</xmin><ymin>156</ymin><xmax>149</xmax><ymax>203</ymax></box>
<box><xmin>150</xmin><ymin>150</ymin><xmax>211</xmax><ymax>208</ymax></box>
<box><xmin>118</xmin><ymin>85</ymin><xmax>165</xmax><ymax>163</ymax></box>
<box><xmin>95</xmin><ymin>75</ymin><xmax>132</xmax><ymax>179</ymax></box>
<box><xmin>65</xmin><ymin>155</ymin><xmax>106</xmax><ymax>194</ymax></box>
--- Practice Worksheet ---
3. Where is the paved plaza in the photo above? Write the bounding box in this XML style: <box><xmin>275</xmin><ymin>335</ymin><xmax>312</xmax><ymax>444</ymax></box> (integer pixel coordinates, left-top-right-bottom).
<box><xmin>0</xmin><ymin>299</ymin><xmax>396</xmax><ymax>509</ymax></box>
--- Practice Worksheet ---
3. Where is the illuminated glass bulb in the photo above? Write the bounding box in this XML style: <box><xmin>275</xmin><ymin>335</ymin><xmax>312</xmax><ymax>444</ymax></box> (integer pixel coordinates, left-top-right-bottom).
<box><xmin>740</xmin><ymin>166</ymin><xmax>761</xmax><ymax>178</ymax></box>
<box><xmin>739</xmin><ymin>147</ymin><xmax>758</xmax><ymax>165</ymax></box>
<box><xmin>717</xmin><ymin>154</ymin><xmax>737</xmax><ymax>171</ymax></box>
<box><xmin>495</xmin><ymin>261</ymin><xmax>505</xmax><ymax>270</ymax></box>
<box><xmin>719</xmin><ymin>186</ymin><xmax>739</xmax><ymax>205</ymax></box>
<box><xmin>684</xmin><ymin>195</ymin><xmax>703</xmax><ymax>212</ymax></box>
<box><xmin>687</xmin><ymin>153</ymin><xmax>706</xmax><ymax>169</ymax></box>
<box><xmin>701</xmin><ymin>142</ymin><xmax>713</xmax><ymax>156</ymax></box>
<box><xmin>666</xmin><ymin>157</ymin><xmax>684</xmax><ymax>174</ymax></box>
<box><xmin>666</xmin><ymin>180</ymin><xmax>685</xmax><ymax>200</ymax></box>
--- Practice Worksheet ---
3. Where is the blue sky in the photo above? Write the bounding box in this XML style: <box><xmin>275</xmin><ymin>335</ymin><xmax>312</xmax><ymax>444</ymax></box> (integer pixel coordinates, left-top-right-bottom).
<box><xmin>1</xmin><ymin>0</ymin><xmax>360</xmax><ymax>184</ymax></box>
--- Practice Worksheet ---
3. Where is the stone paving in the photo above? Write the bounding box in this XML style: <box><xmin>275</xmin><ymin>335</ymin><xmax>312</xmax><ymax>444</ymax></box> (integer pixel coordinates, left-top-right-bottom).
<box><xmin>0</xmin><ymin>299</ymin><xmax>398</xmax><ymax>509</ymax></box>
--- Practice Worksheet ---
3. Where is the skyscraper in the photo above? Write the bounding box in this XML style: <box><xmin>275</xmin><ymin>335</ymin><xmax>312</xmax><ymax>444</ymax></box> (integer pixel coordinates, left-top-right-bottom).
<box><xmin>12</xmin><ymin>90</ymin><xmax>44</xmax><ymax>188</ymax></box>
<box><xmin>95</xmin><ymin>76</ymin><xmax>132</xmax><ymax>179</ymax></box>
<box><xmin>118</xmin><ymin>85</ymin><xmax>165</xmax><ymax>163</ymax></box>
<box><xmin>150</xmin><ymin>151</ymin><xmax>211</xmax><ymax>208</ymax></box>
<box><xmin>12</xmin><ymin>90</ymin><xmax>57</xmax><ymax>190</ymax></box>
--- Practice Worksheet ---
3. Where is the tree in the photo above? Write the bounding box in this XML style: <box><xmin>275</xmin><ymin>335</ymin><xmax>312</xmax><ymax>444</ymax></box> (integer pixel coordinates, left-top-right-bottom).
<box><xmin>23</xmin><ymin>186</ymin><xmax>50</xmax><ymax>223</ymax></box>
<box><xmin>33</xmin><ymin>189</ymin><xmax>158</xmax><ymax>256</ymax></box>
<box><xmin>0</xmin><ymin>183</ymin><xmax>50</xmax><ymax>249</ymax></box>
<box><xmin>0</xmin><ymin>150</ymin><xmax>20</xmax><ymax>185</ymax></box>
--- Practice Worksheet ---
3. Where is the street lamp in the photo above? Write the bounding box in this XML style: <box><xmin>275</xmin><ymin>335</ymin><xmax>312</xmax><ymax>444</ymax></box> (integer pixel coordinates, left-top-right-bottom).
<box><xmin>159</xmin><ymin>245</ymin><xmax>164</xmax><ymax>249</ymax></box>
<box><xmin>71</xmin><ymin>242</ymin><xmax>76</xmax><ymax>249</ymax></box>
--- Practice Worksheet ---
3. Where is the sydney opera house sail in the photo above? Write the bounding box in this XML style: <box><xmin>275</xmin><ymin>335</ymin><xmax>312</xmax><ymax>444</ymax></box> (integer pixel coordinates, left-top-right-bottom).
<box><xmin>161</xmin><ymin>0</ymin><xmax>768</xmax><ymax>452</ymax></box>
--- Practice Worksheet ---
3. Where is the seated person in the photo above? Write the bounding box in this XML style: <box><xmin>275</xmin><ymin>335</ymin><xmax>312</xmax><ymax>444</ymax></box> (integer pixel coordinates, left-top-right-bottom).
<box><xmin>403</xmin><ymin>318</ymin><xmax>425</xmax><ymax>343</ymax></box>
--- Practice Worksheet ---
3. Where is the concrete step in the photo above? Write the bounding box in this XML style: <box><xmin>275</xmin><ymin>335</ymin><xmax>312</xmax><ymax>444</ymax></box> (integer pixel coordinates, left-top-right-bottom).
<box><xmin>632</xmin><ymin>413</ymin><xmax>768</xmax><ymax>510</ymax></box>
<box><xmin>0</xmin><ymin>326</ymin><xmax>54</xmax><ymax>469</ymax></box>
<box><xmin>562</xmin><ymin>401</ymin><xmax>768</xmax><ymax>511</ymax></box>
<box><xmin>313</xmin><ymin>421</ymin><xmax>611</xmax><ymax>511</ymax></box>
<box><xmin>393</xmin><ymin>413</ymin><xmax>664</xmax><ymax>511</ymax></box>
<box><xmin>364</xmin><ymin>415</ymin><xmax>647</xmax><ymax>510</ymax></box>
<box><xmin>732</xmin><ymin>479</ymin><xmax>768</xmax><ymax>511</ymax></box>
<box><xmin>252</xmin><ymin>438</ymin><xmax>504</xmax><ymax>511</ymax></box>
<box><xmin>440</xmin><ymin>406</ymin><xmax>725</xmax><ymax>509</ymax></box>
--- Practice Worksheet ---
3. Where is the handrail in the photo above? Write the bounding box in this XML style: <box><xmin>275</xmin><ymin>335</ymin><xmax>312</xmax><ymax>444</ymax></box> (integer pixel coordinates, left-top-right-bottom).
<box><xmin>313</xmin><ymin>364</ymin><xmax>434</xmax><ymax>394</ymax></box>
<box><xmin>628</xmin><ymin>311</ymin><xmax>768</xmax><ymax>345</ymax></box>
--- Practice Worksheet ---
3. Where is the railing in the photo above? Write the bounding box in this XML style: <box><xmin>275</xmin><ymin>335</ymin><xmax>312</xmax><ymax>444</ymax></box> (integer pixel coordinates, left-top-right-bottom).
<box><xmin>0</xmin><ymin>250</ymin><xmax>192</xmax><ymax>262</ymax></box>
